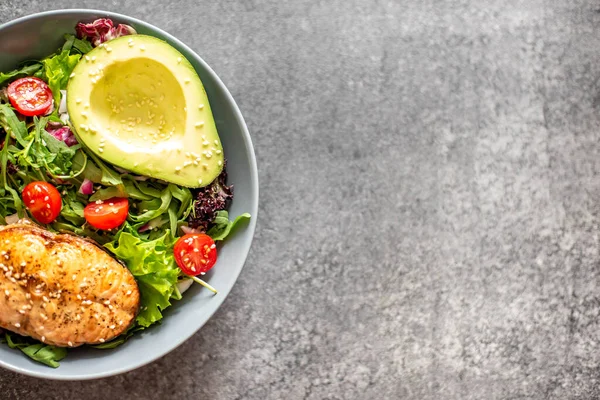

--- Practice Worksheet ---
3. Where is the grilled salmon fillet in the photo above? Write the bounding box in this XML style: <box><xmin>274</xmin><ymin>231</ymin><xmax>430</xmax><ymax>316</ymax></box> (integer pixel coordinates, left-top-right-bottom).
<box><xmin>0</xmin><ymin>221</ymin><xmax>140</xmax><ymax>347</ymax></box>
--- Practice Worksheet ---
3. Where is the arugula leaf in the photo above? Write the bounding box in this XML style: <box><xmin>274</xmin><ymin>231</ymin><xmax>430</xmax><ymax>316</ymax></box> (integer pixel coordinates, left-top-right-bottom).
<box><xmin>123</xmin><ymin>179</ymin><xmax>153</xmax><ymax>200</ymax></box>
<box><xmin>129</xmin><ymin>186</ymin><xmax>172</xmax><ymax>223</ymax></box>
<box><xmin>105</xmin><ymin>231</ymin><xmax>180</xmax><ymax>327</ymax></box>
<box><xmin>141</xmin><ymin>216</ymin><xmax>169</xmax><ymax>232</ymax></box>
<box><xmin>41</xmin><ymin>129</ymin><xmax>76</xmax><ymax>174</ymax></box>
<box><xmin>207</xmin><ymin>211</ymin><xmax>251</xmax><ymax>241</ymax></box>
<box><xmin>0</xmin><ymin>63</ymin><xmax>43</xmax><ymax>86</ymax></box>
<box><xmin>168</xmin><ymin>184</ymin><xmax>192</xmax><ymax>218</ymax></box>
<box><xmin>132</xmin><ymin>179</ymin><xmax>162</xmax><ymax>198</ymax></box>
<box><xmin>43</xmin><ymin>49</ymin><xmax>81</xmax><ymax>104</ymax></box>
<box><xmin>137</xmin><ymin>198</ymin><xmax>162</xmax><ymax>213</ymax></box>
<box><xmin>85</xmin><ymin>151</ymin><xmax>123</xmax><ymax>186</ymax></box>
<box><xmin>12</xmin><ymin>117</ymin><xmax>78</xmax><ymax>178</ymax></box>
<box><xmin>180</xmin><ymin>197</ymin><xmax>196</xmax><ymax>221</ymax></box>
<box><xmin>80</xmin><ymin>157</ymin><xmax>103</xmax><ymax>183</ymax></box>
<box><xmin>0</xmin><ymin>104</ymin><xmax>29</xmax><ymax>147</ymax></box>
<box><xmin>53</xmin><ymin>149</ymin><xmax>87</xmax><ymax>180</ymax></box>
<box><xmin>61</xmin><ymin>34</ymin><xmax>75</xmax><ymax>53</ymax></box>
<box><xmin>169</xmin><ymin>184</ymin><xmax>192</xmax><ymax>204</ymax></box>
<box><xmin>3</xmin><ymin>332</ymin><xmax>67</xmax><ymax>368</ymax></box>
<box><xmin>89</xmin><ymin>185</ymin><xmax>128</xmax><ymax>201</ymax></box>
<box><xmin>64</xmin><ymin>34</ymin><xmax>94</xmax><ymax>54</ymax></box>
<box><xmin>60</xmin><ymin>191</ymin><xmax>86</xmax><ymax>225</ymax></box>
<box><xmin>0</xmin><ymin>109</ymin><xmax>24</xmax><ymax>217</ymax></box>
<box><xmin>168</xmin><ymin>201</ymin><xmax>178</xmax><ymax>236</ymax></box>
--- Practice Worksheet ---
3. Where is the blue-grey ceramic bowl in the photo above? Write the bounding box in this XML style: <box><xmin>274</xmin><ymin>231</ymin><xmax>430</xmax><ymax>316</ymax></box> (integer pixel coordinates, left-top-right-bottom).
<box><xmin>0</xmin><ymin>9</ymin><xmax>258</xmax><ymax>380</ymax></box>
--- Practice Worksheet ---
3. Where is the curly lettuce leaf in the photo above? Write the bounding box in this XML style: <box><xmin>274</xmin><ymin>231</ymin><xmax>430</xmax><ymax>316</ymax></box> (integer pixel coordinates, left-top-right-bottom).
<box><xmin>105</xmin><ymin>230</ymin><xmax>180</xmax><ymax>328</ymax></box>
<box><xmin>43</xmin><ymin>49</ymin><xmax>81</xmax><ymax>105</ymax></box>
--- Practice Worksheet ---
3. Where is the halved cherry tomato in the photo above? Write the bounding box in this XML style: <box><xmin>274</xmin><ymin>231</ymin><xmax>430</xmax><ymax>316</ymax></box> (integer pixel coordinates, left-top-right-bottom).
<box><xmin>84</xmin><ymin>197</ymin><xmax>129</xmax><ymax>230</ymax></box>
<box><xmin>174</xmin><ymin>233</ymin><xmax>217</xmax><ymax>276</ymax></box>
<box><xmin>22</xmin><ymin>181</ymin><xmax>62</xmax><ymax>224</ymax></box>
<box><xmin>7</xmin><ymin>77</ymin><xmax>53</xmax><ymax>117</ymax></box>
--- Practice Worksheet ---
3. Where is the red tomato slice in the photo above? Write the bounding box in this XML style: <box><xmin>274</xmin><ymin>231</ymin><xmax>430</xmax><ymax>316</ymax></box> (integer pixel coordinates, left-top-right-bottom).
<box><xmin>7</xmin><ymin>77</ymin><xmax>54</xmax><ymax>117</ymax></box>
<box><xmin>174</xmin><ymin>233</ymin><xmax>217</xmax><ymax>276</ymax></box>
<box><xmin>84</xmin><ymin>197</ymin><xmax>129</xmax><ymax>230</ymax></box>
<box><xmin>22</xmin><ymin>181</ymin><xmax>62</xmax><ymax>224</ymax></box>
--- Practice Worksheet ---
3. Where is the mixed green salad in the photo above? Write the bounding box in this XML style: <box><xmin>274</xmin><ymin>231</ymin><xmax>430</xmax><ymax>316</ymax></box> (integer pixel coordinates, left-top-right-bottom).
<box><xmin>0</xmin><ymin>19</ymin><xmax>250</xmax><ymax>367</ymax></box>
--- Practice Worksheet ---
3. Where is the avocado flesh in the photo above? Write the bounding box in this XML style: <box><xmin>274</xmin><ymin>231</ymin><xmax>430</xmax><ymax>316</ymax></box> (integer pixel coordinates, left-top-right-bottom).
<box><xmin>67</xmin><ymin>35</ymin><xmax>224</xmax><ymax>188</ymax></box>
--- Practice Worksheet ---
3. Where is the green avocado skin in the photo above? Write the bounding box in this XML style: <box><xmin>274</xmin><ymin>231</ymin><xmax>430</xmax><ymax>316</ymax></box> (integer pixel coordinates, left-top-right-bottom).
<box><xmin>67</xmin><ymin>35</ymin><xmax>224</xmax><ymax>188</ymax></box>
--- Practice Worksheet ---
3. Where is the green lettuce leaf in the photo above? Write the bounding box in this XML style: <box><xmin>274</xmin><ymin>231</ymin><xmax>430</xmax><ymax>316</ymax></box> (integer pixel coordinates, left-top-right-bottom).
<box><xmin>105</xmin><ymin>230</ymin><xmax>180</xmax><ymax>328</ymax></box>
<box><xmin>43</xmin><ymin>49</ymin><xmax>81</xmax><ymax>105</ymax></box>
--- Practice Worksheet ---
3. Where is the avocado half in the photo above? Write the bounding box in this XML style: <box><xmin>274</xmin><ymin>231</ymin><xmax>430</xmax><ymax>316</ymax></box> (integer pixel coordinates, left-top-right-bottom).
<box><xmin>67</xmin><ymin>35</ymin><xmax>224</xmax><ymax>188</ymax></box>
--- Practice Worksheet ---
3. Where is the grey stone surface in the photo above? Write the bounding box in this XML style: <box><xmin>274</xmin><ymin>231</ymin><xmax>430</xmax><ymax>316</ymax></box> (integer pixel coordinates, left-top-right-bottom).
<box><xmin>1</xmin><ymin>0</ymin><xmax>600</xmax><ymax>398</ymax></box>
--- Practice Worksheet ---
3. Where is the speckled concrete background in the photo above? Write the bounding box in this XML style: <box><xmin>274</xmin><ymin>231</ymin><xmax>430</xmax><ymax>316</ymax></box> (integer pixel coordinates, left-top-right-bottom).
<box><xmin>2</xmin><ymin>0</ymin><xmax>600</xmax><ymax>398</ymax></box>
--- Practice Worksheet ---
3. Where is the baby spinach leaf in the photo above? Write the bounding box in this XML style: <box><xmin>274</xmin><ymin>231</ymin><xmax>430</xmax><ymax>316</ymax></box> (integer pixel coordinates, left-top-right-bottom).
<box><xmin>3</xmin><ymin>332</ymin><xmax>67</xmax><ymax>368</ymax></box>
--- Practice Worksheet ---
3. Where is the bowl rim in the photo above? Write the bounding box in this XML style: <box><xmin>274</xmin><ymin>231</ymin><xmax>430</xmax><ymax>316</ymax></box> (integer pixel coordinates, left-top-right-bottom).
<box><xmin>0</xmin><ymin>8</ymin><xmax>258</xmax><ymax>380</ymax></box>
